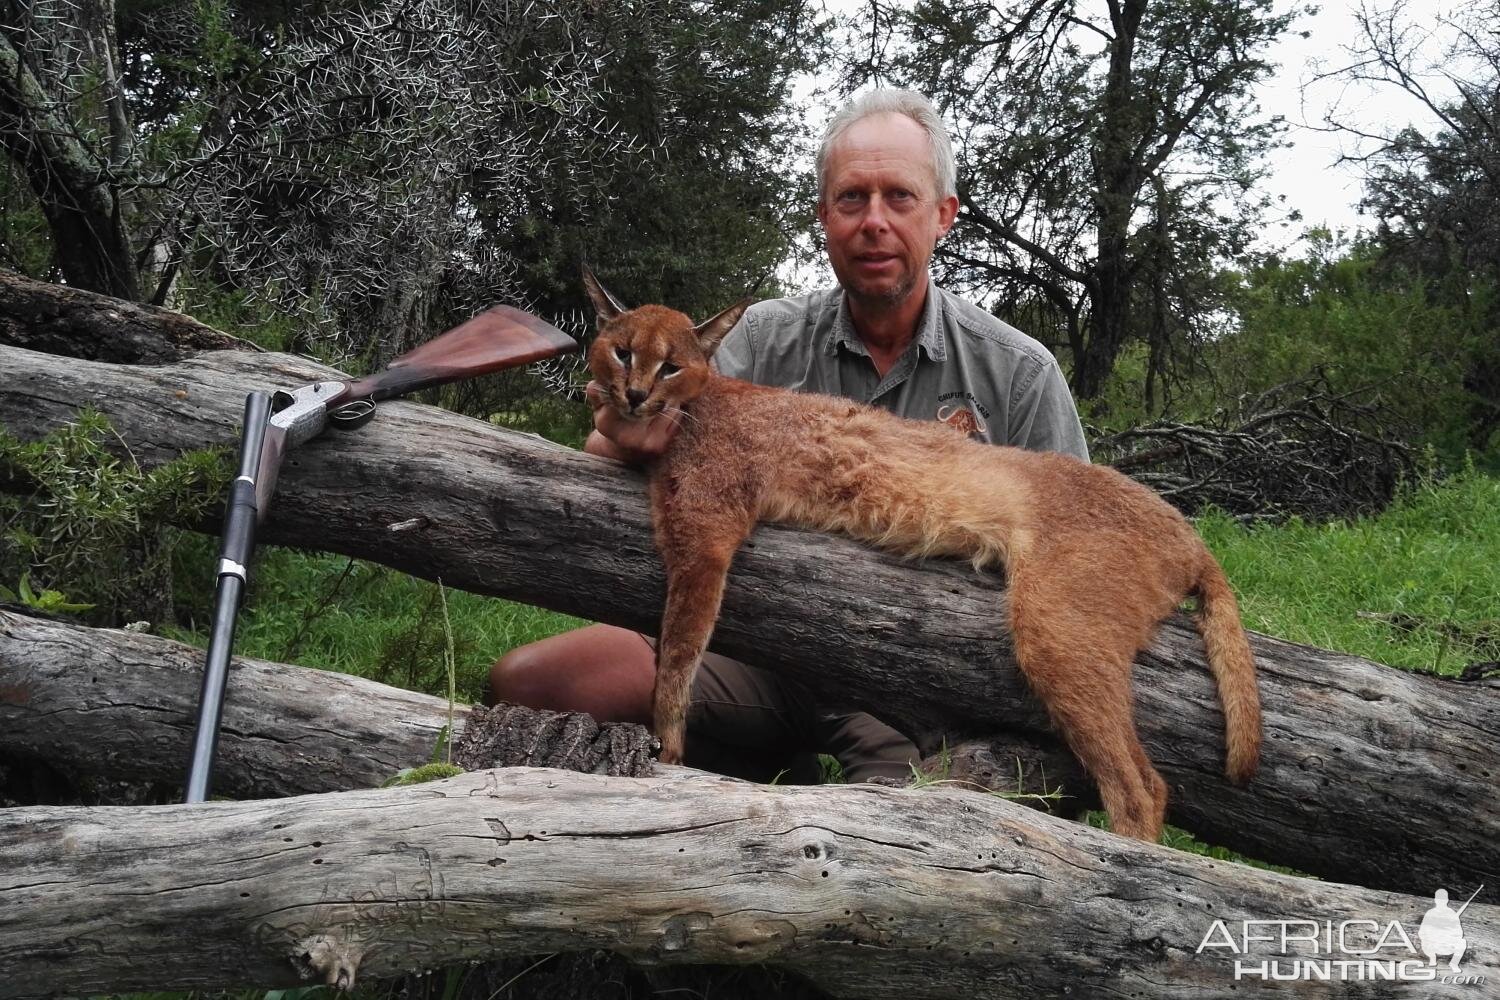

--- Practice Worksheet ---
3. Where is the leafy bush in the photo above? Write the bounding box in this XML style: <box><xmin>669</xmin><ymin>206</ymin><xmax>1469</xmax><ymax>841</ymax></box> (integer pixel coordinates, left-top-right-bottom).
<box><xmin>0</xmin><ymin>412</ymin><xmax>228</xmax><ymax>626</ymax></box>
<box><xmin>1214</xmin><ymin>237</ymin><xmax>1494</xmax><ymax>466</ymax></box>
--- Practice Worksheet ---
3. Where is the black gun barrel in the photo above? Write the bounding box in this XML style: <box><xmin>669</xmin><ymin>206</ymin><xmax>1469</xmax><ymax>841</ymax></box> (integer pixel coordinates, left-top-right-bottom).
<box><xmin>184</xmin><ymin>391</ymin><xmax>271</xmax><ymax>803</ymax></box>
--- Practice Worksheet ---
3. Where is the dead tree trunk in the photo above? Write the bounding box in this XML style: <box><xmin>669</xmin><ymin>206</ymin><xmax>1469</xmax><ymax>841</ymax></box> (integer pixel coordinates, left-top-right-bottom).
<box><xmin>3</xmin><ymin>766</ymin><xmax>1496</xmax><ymax>1000</ymax></box>
<box><xmin>0</xmin><ymin>305</ymin><xmax>1497</xmax><ymax>898</ymax></box>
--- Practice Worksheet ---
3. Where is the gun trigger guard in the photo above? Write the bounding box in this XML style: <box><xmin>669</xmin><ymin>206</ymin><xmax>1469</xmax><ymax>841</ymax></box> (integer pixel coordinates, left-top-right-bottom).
<box><xmin>330</xmin><ymin>398</ymin><xmax>376</xmax><ymax>430</ymax></box>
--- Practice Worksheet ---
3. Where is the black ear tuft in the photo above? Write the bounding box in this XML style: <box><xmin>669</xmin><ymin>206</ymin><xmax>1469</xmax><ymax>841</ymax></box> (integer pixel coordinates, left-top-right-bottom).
<box><xmin>581</xmin><ymin>264</ymin><xmax>629</xmax><ymax>324</ymax></box>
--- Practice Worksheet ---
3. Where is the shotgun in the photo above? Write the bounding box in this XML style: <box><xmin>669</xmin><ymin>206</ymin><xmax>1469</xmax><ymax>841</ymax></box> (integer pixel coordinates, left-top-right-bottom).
<box><xmin>185</xmin><ymin>305</ymin><xmax>576</xmax><ymax>802</ymax></box>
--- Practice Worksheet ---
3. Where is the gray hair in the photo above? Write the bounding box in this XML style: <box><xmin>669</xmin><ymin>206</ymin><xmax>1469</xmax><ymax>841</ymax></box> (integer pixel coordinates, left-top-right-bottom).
<box><xmin>816</xmin><ymin>89</ymin><xmax>957</xmax><ymax>202</ymax></box>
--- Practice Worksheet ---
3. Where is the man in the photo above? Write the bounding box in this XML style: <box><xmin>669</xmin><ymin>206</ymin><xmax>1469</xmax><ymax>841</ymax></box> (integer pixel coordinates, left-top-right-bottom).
<box><xmin>488</xmin><ymin>89</ymin><xmax>1088</xmax><ymax>783</ymax></box>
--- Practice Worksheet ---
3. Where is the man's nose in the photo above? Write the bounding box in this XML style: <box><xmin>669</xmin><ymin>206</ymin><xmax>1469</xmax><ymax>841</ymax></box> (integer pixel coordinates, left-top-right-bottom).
<box><xmin>859</xmin><ymin>195</ymin><xmax>890</xmax><ymax>233</ymax></box>
<box><xmin>626</xmin><ymin>388</ymin><xmax>648</xmax><ymax>408</ymax></box>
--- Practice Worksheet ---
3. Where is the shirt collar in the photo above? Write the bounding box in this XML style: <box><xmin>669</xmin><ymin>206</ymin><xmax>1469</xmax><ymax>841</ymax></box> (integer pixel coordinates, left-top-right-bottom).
<box><xmin>824</xmin><ymin>281</ymin><xmax>947</xmax><ymax>363</ymax></box>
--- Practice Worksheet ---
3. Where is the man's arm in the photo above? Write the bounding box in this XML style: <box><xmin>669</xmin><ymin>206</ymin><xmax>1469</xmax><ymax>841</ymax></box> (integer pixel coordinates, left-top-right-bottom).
<box><xmin>1008</xmin><ymin>361</ymin><xmax>1090</xmax><ymax>461</ymax></box>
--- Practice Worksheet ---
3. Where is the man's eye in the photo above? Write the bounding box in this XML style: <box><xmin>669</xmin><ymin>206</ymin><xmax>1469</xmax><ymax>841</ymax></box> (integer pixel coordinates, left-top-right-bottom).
<box><xmin>614</xmin><ymin>346</ymin><xmax>631</xmax><ymax>364</ymax></box>
<box><xmin>661</xmin><ymin>362</ymin><xmax>680</xmax><ymax>377</ymax></box>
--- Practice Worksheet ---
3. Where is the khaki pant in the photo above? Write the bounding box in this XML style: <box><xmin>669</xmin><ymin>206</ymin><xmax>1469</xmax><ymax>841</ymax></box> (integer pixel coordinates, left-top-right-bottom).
<box><xmin>667</xmin><ymin>636</ymin><xmax>920</xmax><ymax>784</ymax></box>
<box><xmin>489</xmin><ymin>624</ymin><xmax>921</xmax><ymax>785</ymax></box>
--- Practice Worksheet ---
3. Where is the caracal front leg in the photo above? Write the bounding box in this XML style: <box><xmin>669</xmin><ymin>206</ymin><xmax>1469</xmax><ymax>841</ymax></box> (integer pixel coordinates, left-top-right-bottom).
<box><xmin>653</xmin><ymin>540</ymin><xmax>742</xmax><ymax>763</ymax></box>
<box><xmin>648</xmin><ymin>457</ymin><xmax>759</xmax><ymax>763</ymax></box>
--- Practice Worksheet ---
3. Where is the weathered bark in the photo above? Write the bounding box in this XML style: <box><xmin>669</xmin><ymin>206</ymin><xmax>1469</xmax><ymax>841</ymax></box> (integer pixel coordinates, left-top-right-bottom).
<box><xmin>0</xmin><ymin>607</ymin><xmax>449</xmax><ymax>799</ymax></box>
<box><xmin>0</xmin><ymin>610</ymin><xmax>1086</xmax><ymax>809</ymax></box>
<box><xmin>0</xmin><ymin>608</ymin><xmax>660</xmax><ymax>796</ymax></box>
<box><xmin>0</xmin><ymin>269</ymin><xmax>253</xmax><ymax>362</ymax></box>
<box><xmin>2</xmin><ymin>338</ymin><xmax>1496</xmax><ymax>900</ymax></box>
<box><xmin>3</xmin><ymin>766</ymin><xmax>1496</xmax><ymax>1000</ymax></box>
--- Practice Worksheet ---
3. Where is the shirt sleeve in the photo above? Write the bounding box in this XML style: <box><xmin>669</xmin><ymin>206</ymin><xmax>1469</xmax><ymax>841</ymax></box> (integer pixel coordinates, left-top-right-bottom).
<box><xmin>710</xmin><ymin>310</ymin><xmax>755</xmax><ymax>380</ymax></box>
<box><xmin>1008</xmin><ymin>361</ymin><xmax>1091</xmax><ymax>461</ymax></box>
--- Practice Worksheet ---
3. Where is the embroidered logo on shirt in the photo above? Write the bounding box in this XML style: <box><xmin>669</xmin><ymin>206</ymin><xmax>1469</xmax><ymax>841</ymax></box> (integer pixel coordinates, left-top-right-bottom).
<box><xmin>937</xmin><ymin>391</ymin><xmax>990</xmax><ymax>439</ymax></box>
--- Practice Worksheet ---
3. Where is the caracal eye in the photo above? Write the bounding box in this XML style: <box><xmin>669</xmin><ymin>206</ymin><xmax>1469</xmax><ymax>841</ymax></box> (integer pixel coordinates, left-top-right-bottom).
<box><xmin>614</xmin><ymin>346</ymin><xmax>632</xmax><ymax>364</ymax></box>
<box><xmin>660</xmin><ymin>361</ymin><xmax>681</xmax><ymax>378</ymax></box>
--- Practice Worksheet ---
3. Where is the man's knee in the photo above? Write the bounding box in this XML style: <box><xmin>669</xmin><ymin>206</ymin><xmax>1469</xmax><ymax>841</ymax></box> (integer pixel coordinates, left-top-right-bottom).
<box><xmin>486</xmin><ymin>642</ymin><xmax>559</xmax><ymax>709</ymax></box>
<box><xmin>818</xmin><ymin>712</ymin><xmax>920</xmax><ymax>784</ymax></box>
<box><xmin>485</xmin><ymin>624</ymin><xmax>657</xmax><ymax>722</ymax></box>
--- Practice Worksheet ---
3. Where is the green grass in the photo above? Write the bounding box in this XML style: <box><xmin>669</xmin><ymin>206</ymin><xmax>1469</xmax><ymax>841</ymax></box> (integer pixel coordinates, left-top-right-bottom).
<box><xmin>1198</xmin><ymin>467</ymin><xmax>1500</xmax><ymax>675</ymax></box>
<box><xmin>165</xmin><ymin>536</ymin><xmax>586</xmax><ymax>705</ymax></box>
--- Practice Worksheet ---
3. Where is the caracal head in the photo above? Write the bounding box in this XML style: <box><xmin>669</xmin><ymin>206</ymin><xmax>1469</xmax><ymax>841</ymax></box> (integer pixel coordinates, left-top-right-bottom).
<box><xmin>582</xmin><ymin>265</ymin><xmax>748</xmax><ymax>420</ymax></box>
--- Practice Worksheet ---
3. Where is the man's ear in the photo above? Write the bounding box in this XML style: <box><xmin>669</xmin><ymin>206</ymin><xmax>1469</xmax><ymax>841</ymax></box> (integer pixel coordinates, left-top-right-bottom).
<box><xmin>693</xmin><ymin>299</ymin><xmax>750</xmax><ymax>359</ymax></box>
<box><xmin>936</xmin><ymin>193</ymin><xmax>959</xmax><ymax>239</ymax></box>
<box><xmin>581</xmin><ymin>264</ymin><xmax>628</xmax><ymax>324</ymax></box>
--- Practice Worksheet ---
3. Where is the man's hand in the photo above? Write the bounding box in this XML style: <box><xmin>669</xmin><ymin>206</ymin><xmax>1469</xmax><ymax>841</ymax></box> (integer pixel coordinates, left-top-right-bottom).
<box><xmin>584</xmin><ymin>381</ymin><xmax>682</xmax><ymax>463</ymax></box>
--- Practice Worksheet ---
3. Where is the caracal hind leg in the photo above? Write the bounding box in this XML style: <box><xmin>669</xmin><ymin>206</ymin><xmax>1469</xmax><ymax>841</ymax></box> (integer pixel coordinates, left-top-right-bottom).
<box><xmin>1128</xmin><ymin>727</ymin><xmax>1170</xmax><ymax>831</ymax></box>
<box><xmin>1028</xmin><ymin>658</ymin><xmax>1165</xmax><ymax>841</ymax></box>
<box><xmin>1008</xmin><ymin>594</ymin><xmax>1167</xmax><ymax>839</ymax></box>
<box><xmin>1007</xmin><ymin>544</ymin><xmax>1175</xmax><ymax>840</ymax></box>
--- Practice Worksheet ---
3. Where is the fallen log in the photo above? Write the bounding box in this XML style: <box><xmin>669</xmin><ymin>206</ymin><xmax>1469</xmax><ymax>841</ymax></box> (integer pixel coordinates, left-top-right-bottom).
<box><xmin>1</xmin><ymin>335</ymin><xmax>1497</xmax><ymax>897</ymax></box>
<box><xmin>4</xmin><ymin>766</ymin><xmax>1496</xmax><ymax>1000</ymax></box>
<box><xmin>0</xmin><ymin>608</ymin><xmax>824</xmax><ymax>998</ymax></box>
<box><xmin>0</xmin><ymin>269</ymin><xmax>254</xmax><ymax>363</ymax></box>
<box><xmin>0</xmin><ymin>610</ymin><xmax>1086</xmax><ymax>809</ymax></box>
<box><xmin>0</xmin><ymin>610</ymin><xmax>661</xmax><ymax>799</ymax></box>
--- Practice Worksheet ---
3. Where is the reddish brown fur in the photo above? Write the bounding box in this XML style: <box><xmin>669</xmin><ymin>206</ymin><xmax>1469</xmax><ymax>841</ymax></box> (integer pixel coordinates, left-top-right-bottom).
<box><xmin>583</xmin><ymin>278</ymin><xmax>1262</xmax><ymax>841</ymax></box>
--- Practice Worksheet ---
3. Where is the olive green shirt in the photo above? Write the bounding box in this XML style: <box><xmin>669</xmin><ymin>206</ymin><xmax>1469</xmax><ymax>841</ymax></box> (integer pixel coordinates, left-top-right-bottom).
<box><xmin>714</xmin><ymin>284</ymin><xmax>1089</xmax><ymax>460</ymax></box>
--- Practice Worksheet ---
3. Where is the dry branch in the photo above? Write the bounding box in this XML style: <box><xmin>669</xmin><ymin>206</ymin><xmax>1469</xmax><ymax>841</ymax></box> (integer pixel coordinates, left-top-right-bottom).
<box><xmin>1094</xmin><ymin>372</ymin><xmax>1416</xmax><ymax>520</ymax></box>
<box><xmin>0</xmin><ymin>301</ymin><xmax>1497</xmax><ymax>898</ymax></box>
<box><xmin>3</xmin><ymin>767</ymin><xmax>1497</xmax><ymax>999</ymax></box>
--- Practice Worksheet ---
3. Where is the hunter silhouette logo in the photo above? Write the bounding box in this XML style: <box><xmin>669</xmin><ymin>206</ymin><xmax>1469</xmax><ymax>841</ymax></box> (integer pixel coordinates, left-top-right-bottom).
<box><xmin>1420</xmin><ymin>887</ymin><xmax>1474</xmax><ymax>972</ymax></box>
<box><xmin>1196</xmin><ymin>884</ymin><xmax>1486</xmax><ymax>985</ymax></box>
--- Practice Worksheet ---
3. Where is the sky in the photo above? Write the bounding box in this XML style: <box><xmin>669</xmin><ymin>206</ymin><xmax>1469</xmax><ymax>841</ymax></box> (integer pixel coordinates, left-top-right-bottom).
<box><xmin>1253</xmin><ymin>0</ymin><xmax>1452</xmax><ymax>246</ymax></box>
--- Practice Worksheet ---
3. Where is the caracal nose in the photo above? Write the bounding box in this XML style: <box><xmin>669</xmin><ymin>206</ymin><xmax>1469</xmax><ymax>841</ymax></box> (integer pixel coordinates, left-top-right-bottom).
<box><xmin>626</xmin><ymin>388</ymin><xmax>648</xmax><ymax>408</ymax></box>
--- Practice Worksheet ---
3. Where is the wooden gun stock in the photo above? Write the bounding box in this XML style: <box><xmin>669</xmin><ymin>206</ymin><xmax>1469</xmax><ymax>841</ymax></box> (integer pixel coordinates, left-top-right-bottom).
<box><xmin>337</xmin><ymin>305</ymin><xmax>577</xmax><ymax>404</ymax></box>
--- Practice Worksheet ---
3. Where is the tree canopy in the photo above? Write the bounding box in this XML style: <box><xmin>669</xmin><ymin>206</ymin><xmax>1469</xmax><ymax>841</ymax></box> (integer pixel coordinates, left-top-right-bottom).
<box><xmin>1</xmin><ymin>0</ymin><xmax>1496</xmax><ymax>458</ymax></box>
<box><xmin>1333</xmin><ymin>0</ymin><xmax>1500</xmax><ymax>451</ymax></box>
<box><xmin>1</xmin><ymin>0</ymin><xmax>824</xmax><ymax>368</ymax></box>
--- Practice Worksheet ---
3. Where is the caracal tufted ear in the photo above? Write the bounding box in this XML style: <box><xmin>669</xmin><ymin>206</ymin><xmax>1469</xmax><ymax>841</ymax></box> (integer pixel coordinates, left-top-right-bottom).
<box><xmin>693</xmin><ymin>299</ymin><xmax>750</xmax><ymax>359</ymax></box>
<box><xmin>581</xmin><ymin>264</ymin><xmax>629</xmax><ymax>324</ymax></box>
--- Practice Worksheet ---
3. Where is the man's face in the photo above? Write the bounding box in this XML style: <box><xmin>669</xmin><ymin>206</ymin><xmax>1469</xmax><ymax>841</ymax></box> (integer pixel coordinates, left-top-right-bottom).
<box><xmin>817</xmin><ymin>112</ymin><xmax>959</xmax><ymax>310</ymax></box>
